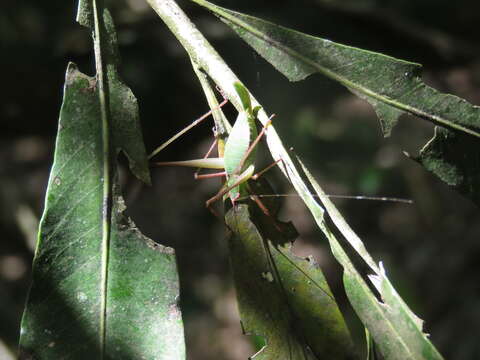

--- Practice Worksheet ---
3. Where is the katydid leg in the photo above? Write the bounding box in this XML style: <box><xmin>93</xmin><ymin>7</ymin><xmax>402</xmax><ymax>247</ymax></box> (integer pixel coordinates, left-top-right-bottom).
<box><xmin>252</xmin><ymin>158</ymin><xmax>283</xmax><ymax>181</ymax></box>
<box><xmin>148</xmin><ymin>97</ymin><xmax>228</xmax><ymax>160</ymax></box>
<box><xmin>203</xmin><ymin>115</ymin><xmax>280</xmax><ymax>215</ymax></box>
<box><xmin>204</xmin><ymin>112</ymin><xmax>275</xmax><ymax>211</ymax></box>
<box><xmin>249</xmin><ymin>193</ymin><xmax>274</xmax><ymax>219</ymax></box>
<box><xmin>195</xmin><ymin>171</ymin><xmax>227</xmax><ymax>180</ymax></box>
<box><xmin>194</xmin><ymin>137</ymin><xmax>219</xmax><ymax>178</ymax></box>
<box><xmin>205</xmin><ymin>165</ymin><xmax>255</xmax><ymax>210</ymax></box>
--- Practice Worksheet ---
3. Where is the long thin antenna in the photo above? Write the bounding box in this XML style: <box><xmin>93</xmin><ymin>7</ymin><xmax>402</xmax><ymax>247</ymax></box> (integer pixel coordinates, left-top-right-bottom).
<box><xmin>240</xmin><ymin>193</ymin><xmax>413</xmax><ymax>204</ymax></box>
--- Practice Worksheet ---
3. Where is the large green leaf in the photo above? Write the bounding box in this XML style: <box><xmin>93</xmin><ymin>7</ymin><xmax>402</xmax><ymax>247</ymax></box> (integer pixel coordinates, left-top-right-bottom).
<box><xmin>190</xmin><ymin>0</ymin><xmax>480</xmax><ymax>139</ymax></box>
<box><xmin>298</xmin><ymin>160</ymin><xmax>444</xmax><ymax>360</ymax></box>
<box><xmin>189</xmin><ymin>0</ymin><xmax>480</xmax><ymax>205</ymax></box>
<box><xmin>226</xmin><ymin>201</ymin><xmax>355</xmax><ymax>360</ymax></box>
<box><xmin>19</xmin><ymin>2</ymin><xmax>184</xmax><ymax>359</ymax></box>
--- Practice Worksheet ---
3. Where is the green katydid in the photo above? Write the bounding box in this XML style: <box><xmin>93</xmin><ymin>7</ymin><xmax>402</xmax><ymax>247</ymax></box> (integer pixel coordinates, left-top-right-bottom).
<box><xmin>152</xmin><ymin>82</ymin><xmax>412</xmax><ymax>213</ymax></box>
<box><xmin>153</xmin><ymin>81</ymin><xmax>278</xmax><ymax>213</ymax></box>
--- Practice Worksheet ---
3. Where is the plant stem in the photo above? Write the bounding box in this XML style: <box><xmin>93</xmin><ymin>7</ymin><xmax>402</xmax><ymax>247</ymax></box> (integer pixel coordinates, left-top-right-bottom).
<box><xmin>146</xmin><ymin>0</ymin><xmax>311</xmax><ymax>201</ymax></box>
<box><xmin>145</xmin><ymin>0</ymin><xmax>379</xmax><ymax>271</ymax></box>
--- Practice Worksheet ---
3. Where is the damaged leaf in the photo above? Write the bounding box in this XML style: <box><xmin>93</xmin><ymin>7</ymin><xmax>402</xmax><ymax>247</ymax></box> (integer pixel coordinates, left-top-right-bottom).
<box><xmin>190</xmin><ymin>0</ymin><xmax>480</xmax><ymax>140</ymax></box>
<box><xmin>226</xmin><ymin>202</ymin><xmax>354</xmax><ymax>359</ymax></box>
<box><xmin>299</xmin><ymin>159</ymin><xmax>444</xmax><ymax>360</ymax></box>
<box><xmin>190</xmin><ymin>0</ymin><xmax>480</xmax><ymax>204</ymax></box>
<box><xmin>19</xmin><ymin>2</ymin><xmax>184</xmax><ymax>359</ymax></box>
<box><xmin>416</xmin><ymin>128</ymin><xmax>480</xmax><ymax>205</ymax></box>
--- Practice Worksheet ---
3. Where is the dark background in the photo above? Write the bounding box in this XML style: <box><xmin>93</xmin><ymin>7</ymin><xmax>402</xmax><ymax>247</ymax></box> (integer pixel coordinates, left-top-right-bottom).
<box><xmin>1</xmin><ymin>0</ymin><xmax>480</xmax><ymax>359</ymax></box>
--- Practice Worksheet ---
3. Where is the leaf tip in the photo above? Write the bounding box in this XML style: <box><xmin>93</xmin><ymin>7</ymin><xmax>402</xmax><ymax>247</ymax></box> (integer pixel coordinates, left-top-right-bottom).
<box><xmin>233</xmin><ymin>81</ymin><xmax>251</xmax><ymax>112</ymax></box>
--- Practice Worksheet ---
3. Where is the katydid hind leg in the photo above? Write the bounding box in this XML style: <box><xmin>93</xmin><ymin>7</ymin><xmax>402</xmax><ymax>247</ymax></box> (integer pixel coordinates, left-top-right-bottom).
<box><xmin>195</xmin><ymin>171</ymin><xmax>227</xmax><ymax>180</ymax></box>
<box><xmin>252</xmin><ymin>158</ymin><xmax>283</xmax><ymax>181</ymax></box>
<box><xmin>246</xmin><ymin>181</ymin><xmax>286</xmax><ymax>233</ymax></box>
<box><xmin>205</xmin><ymin>165</ymin><xmax>255</xmax><ymax>211</ymax></box>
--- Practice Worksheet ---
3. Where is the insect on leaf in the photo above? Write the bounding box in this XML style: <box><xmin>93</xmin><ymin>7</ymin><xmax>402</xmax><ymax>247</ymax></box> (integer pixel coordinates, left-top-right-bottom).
<box><xmin>190</xmin><ymin>0</ymin><xmax>480</xmax><ymax>205</ymax></box>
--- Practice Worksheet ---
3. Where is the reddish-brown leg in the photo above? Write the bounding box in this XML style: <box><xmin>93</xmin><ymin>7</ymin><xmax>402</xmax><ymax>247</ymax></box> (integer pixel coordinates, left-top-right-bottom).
<box><xmin>149</xmin><ymin>97</ymin><xmax>228</xmax><ymax>160</ymax></box>
<box><xmin>194</xmin><ymin>137</ymin><xmax>219</xmax><ymax>179</ymax></box>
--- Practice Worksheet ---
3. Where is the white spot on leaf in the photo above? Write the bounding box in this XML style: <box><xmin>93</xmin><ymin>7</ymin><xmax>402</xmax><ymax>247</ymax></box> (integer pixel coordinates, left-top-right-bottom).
<box><xmin>261</xmin><ymin>271</ymin><xmax>274</xmax><ymax>282</ymax></box>
<box><xmin>77</xmin><ymin>292</ymin><xmax>88</xmax><ymax>302</ymax></box>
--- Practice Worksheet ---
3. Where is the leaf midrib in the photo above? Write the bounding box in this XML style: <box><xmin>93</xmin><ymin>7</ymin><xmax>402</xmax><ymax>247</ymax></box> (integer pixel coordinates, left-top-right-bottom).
<box><xmin>92</xmin><ymin>0</ymin><xmax>112</xmax><ymax>357</ymax></box>
<box><xmin>192</xmin><ymin>0</ymin><xmax>480</xmax><ymax>139</ymax></box>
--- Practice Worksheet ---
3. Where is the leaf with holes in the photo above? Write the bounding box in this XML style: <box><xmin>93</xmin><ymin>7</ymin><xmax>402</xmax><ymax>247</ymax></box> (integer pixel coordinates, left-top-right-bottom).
<box><xmin>190</xmin><ymin>0</ymin><xmax>480</xmax><ymax>204</ymax></box>
<box><xmin>191</xmin><ymin>0</ymin><xmax>480</xmax><ymax>139</ymax></box>
<box><xmin>298</xmin><ymin>159</ymin><xmax>444</xmax><ymax>360</ymax></box>
<box><xmin>226</xmin><ymin>201</ymin><xmax>354</xmax><ymax>359</ymax></box>
<box><xmin>18</xmin><ymin>2</ymin><xmax>184</xmax><ymax>359</ymax></box>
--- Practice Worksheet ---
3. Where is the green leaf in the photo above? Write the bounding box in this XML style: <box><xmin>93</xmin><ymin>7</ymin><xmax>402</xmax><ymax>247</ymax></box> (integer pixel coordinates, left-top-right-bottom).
<box><xmin>416</xmin><ymin>127</ymin><xmax>480</xmax><ymax>206</ymax></box>
<box><xmin>78</xmin><ymin>0</ymin><xmax>151</xmax><ymax>184</ymax></box>
<box><xmin>298</xmin><ymin>159</ymin><xmax>444</xmax><ymax>360</ymax></box>
<box><xmin>191</xmin><ymin>0</ymin><xmax>480</xmax><ymax>140</ymax></box>
<box><xmin>226</xmin><ymin>200</ymin><xmax>355</xmax><ymax>359</ymax></box>
<box><xmin>234</xmin><ymin>81</ymin><xmax>252</xmax><ymax>113</ymax></box>
<box><xmin>19</xmin><ymin>3</ymin><xmax>184</xmax><ymax>359</ymax></box>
